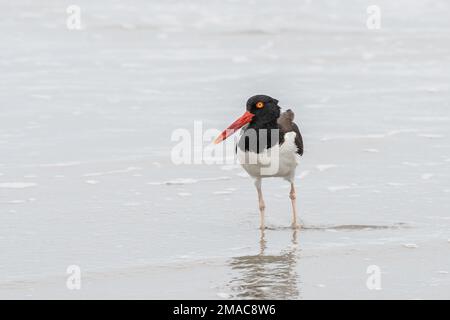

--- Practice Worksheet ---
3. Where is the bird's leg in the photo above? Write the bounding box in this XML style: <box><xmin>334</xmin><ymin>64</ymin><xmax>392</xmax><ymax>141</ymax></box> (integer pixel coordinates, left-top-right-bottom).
<box><xmin>259</xmin><ymin>228</ymin><xmax>266</xmax><ymax>255</ymax></box>
<box><xmin>255</xmin><ymin>179</ymin><xmax>265</xmax><ymax>230</ymax></box>
<box><xmin>289</xmin><ymin>182</ymin><xmax>301</xmax><ymax>229</ymax></box>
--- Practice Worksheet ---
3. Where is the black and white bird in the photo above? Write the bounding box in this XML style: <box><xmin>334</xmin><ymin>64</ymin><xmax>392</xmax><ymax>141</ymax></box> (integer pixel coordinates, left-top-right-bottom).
<box><xmin>214</xmin><ymin>95</ymin><xmax>304</xmax><ymax>229</ymax></box>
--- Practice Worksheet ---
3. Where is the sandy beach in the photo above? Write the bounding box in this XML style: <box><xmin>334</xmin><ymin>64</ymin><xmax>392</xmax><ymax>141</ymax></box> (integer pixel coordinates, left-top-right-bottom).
<box><xmin>1</xmin><ymin>0</ymin><xmax>450</xmax><ymax>299</ymax></box>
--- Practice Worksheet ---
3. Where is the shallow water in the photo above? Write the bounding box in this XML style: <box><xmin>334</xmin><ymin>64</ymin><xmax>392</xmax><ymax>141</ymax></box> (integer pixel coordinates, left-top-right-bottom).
<box><xmin>1</xmin><ymin>0</ymin><xmax>450</xmax><ymax>299</ymax></box>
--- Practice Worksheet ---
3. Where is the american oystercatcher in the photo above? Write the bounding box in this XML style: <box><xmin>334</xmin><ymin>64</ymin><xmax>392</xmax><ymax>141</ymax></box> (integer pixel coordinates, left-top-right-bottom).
<box><xmin>214</xmin><ymin>95</ymin><xmax>304</xmax><ymax>229</ymax></box>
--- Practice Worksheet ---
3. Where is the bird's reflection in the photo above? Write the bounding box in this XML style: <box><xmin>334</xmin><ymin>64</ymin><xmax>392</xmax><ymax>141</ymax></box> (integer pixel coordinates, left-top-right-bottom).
<box><xmin>227</xmin><ymin>230</ymin><xmax>301</xmax><ymax>299</ymax></box>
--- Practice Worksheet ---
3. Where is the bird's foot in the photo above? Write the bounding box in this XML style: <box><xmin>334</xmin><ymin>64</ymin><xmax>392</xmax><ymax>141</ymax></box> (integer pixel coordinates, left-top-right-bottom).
<box><xmin>291</xmin><ymin>222</ymin><xmax>302</xmax><ymax>230</ymax></box>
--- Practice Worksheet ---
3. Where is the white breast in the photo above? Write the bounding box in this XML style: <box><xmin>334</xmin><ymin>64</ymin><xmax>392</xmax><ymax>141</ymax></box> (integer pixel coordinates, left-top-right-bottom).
<box><xmin>237</xmin><ymin>132</ymin><xmax>300</xmax><ymax>182</ymax></box>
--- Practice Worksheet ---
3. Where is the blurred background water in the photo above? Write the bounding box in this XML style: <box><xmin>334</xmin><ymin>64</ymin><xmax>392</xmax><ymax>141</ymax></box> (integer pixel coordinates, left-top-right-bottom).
<box><xmin>0</xmin><ymin>0</ymin><xmax>449</xmax><ymax>299</ymax></box>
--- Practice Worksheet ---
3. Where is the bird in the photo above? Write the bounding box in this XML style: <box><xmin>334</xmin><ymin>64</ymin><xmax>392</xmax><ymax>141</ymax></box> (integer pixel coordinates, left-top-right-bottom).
<box><xmin>214</xmin><ymin>95</ymin><xmax>304</xmax><ymax>230</ymax></box>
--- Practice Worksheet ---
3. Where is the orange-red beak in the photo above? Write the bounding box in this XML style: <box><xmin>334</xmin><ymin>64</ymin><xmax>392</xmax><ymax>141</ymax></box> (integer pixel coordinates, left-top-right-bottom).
<box><xmin>214</xmin><ymin>111</ymin><xmax>255</xmax><ymax>144</ymax></box>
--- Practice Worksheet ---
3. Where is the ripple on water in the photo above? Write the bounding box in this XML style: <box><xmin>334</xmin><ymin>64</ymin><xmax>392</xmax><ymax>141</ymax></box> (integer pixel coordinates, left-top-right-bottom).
<box><xmin>0</xmin><ymin>182</ymin><xmax>37</xmax><ymax>188</ymax></box>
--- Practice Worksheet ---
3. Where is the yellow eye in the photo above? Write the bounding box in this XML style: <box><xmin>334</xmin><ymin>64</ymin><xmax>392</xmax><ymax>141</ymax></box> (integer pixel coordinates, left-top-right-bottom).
<box><xmin>256</xmin><ymin>101</ymin><xmax>264</xmax><ymax>109</ymax></box>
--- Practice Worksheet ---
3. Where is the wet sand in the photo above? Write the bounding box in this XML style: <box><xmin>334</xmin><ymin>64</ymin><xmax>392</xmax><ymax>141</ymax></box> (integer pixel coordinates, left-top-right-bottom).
<box><xmin>2</xmin><ymin>226</ymin><xmax>450</xmax><ymax>299</ymax></box>
<box><xmin>1</xmin><ymin>0</ymin><xmax>450</xmax><ymax>299</ymax></box>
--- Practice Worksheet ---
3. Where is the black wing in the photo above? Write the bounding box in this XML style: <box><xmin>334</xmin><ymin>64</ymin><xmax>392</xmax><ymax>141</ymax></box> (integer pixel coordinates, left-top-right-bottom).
<box><xmin>277</xmin><ymin>109</ymin><xmax>304</xmax><ymax>156</ymax></box>
<box><xmin>291</xmin><ymin>121</ymin><xmax>304</xmax><ymax>156</ymax></box>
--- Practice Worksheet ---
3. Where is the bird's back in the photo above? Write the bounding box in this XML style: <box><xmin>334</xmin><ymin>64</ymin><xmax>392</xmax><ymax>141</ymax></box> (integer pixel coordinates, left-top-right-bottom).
<box><xmin>277</xmin><ymin>109</ymin><xmax>304</xmax><ymax>156</ymax></box>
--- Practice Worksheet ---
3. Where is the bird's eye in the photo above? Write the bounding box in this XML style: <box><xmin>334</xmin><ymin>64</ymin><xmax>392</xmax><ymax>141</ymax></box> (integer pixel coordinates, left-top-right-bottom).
<box><xmin>256</xmin><ymin>101</ymin><xmax>264</xmax><ymax>109</ymax></box>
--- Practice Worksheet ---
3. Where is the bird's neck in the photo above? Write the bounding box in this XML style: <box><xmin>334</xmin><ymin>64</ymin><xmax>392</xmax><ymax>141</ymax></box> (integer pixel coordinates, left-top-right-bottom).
<box><xmin>239</xmin><ymin>119</ymin><xmax>281</xmax><ymax>153</ymax></box>
<box><xmin>248</xmin><ymin>119</ymin><xmax>279</xmax><ymax>131</ymax></box>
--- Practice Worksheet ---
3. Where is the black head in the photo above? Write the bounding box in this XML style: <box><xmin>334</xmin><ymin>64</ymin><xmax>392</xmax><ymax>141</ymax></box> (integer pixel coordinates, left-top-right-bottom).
<box><xmin>214</xmin><ymin>94</ymin><xmax>281</xmax><ymax>144</ymax></box>
<box><xmin>246</xmin><ymin>95</ymin><xmax>280</xmax><ymax>125</ymax></box>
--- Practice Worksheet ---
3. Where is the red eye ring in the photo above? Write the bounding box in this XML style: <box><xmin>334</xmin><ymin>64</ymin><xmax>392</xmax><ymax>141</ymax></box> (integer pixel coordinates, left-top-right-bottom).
<box><xmin>256</xmin><ymin>101</ymin><xmax>264</xmax><ymax>109</ymax></box>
